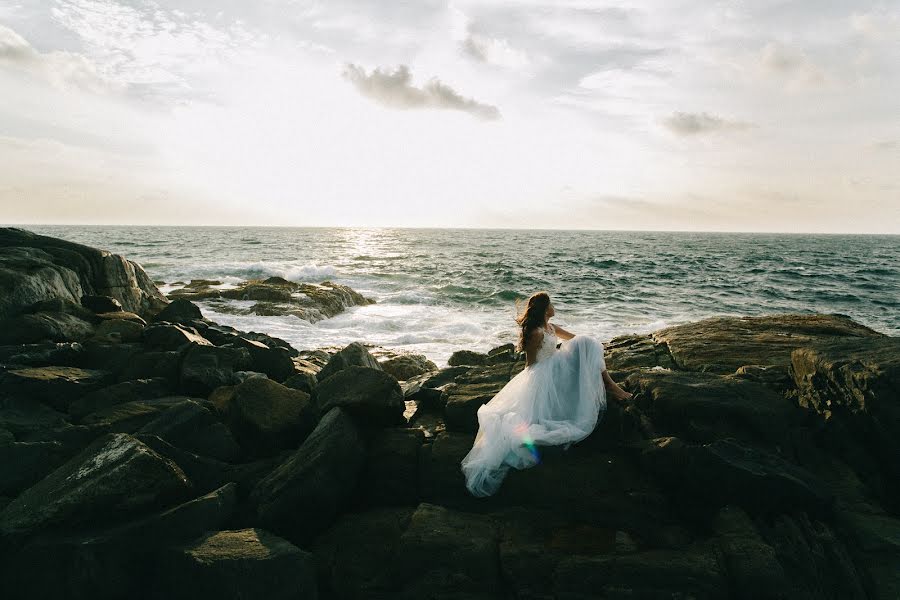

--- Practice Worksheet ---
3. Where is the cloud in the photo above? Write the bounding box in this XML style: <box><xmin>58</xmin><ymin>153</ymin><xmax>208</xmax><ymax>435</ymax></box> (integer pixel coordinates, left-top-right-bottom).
<box><xmin>870</xmin><ymin>140</ymin><xmax>898</xmax><ymax>151</ymax></box>
<box><xmin>660</xmin><ymin>111</ymin><xmax>754</xmax><ymax>136</ymax></box>
<box><xmin>757</xmin><ymin>41</ymin><xmax>830</xmax><ymax>90</ymax></box>
<box><xmin>0</xmin><ymin>23</ymin><xmax>115</xmax><ymax>93</ymax></box>
<box><xmin>341</xmin><ymin>63</ymin><xmax>501</xmax><ymax>120</ymax></box>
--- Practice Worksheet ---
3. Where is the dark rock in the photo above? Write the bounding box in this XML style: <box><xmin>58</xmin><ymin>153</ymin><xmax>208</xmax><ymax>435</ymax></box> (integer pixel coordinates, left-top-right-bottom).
<box><xmin>81</xmin><ymin>294</ymin><xmax>123</xmax><ymax>313</ymax></box>
<box><xmin>313</xmin><ymin>365</ymin><xmax>405</xmax><ymax>427</ymax></box>
<box><xmin>221</xmin><ymin>377</ymin><xmax>318</xmax><ymax>458</ymax></box>
<box><xmin>151</xmin><ymin>298</ymin><xmax>203</xmax><ymax>324</ymax></box>
<box><xmin>832</xmin><ymin>509</ymin><xmax>900</xmax><ymax>600</ymax></box>
<box><xmin>0</xmin><ymin>342</ymin><xmax>84</xmax><ymax>367</ymax></box>
<box><xmin>179</xmin><ymin>344</ymin><xmax>251</xmax><ymax>396</ymax></box>
<box><xmin>95</xmin><ymin>310</ymin><xmax>147</xmax><ymax>325</ymax></box>
<box><xmin>117</xmin><ymin>349</ymin><xmax>182</xmax><ymax>383</ymax></box>
<box><xmin>443</xmin><ymin>362</ymin><xmax>521</xmax><ymax>433</ymax></box>
<box><xmin>0</xmin><ymin>227</ymin><xmax>168</xmax><ymax>320</ymax></box>
<box><xmin>226</xmin><ymin>336</ymin><xmax>295</xmax><ymax>382</ymax></box>
<box><xmin>0</xmin><ymin>432</ymin><xmax>190</xmax><ymax>536</ymax></box>
<box><xmin>0</xmin><ymin>311</ymin><xmax>96</xmax><ymax>344</ymax></box>
<box><xmin>142</xmin><ymin>322</ymin><xmax>212</xmax><ymax>351</ymax></box>
<box><xmin>155</xmin><ymin>528</ymin><xmax>318</xmax><ymax>600</ymax></box>
<box><xmin>80</xmin><ymin>397</ymin><xmax>194</xmax><ymax>433</ymax></box>
<box><xmin>358</xmin><ymin>427</ymin><xmax>425</xmax><ymax>506</ymax></box>
<box><xmin>137</xmin><ymin>399</ymin><xmax>241</xmax><ymax>462</ymax></box>
<box><xmin>316</xmin><ymin>341</ymin><xmax>381</xmax><ymax>383</ymax></box>
<box><xmin>625</xmin><ymin>369</ymin><xmax>799</xmax><ymax>446</ymax></box>
<box><xmin>283</xmin><ymin>371</ymin><xmax>317</xmax><ymax>395</ymax></box>
<box><xmin>653</xmin><ymin>313</ymin><xmax>883</xmax><ymax>374</ymax></box>
<box><xmin>69</xmin><ymin>377</ymin><xmax>172</xmax><ymax>420</ymax></box>
<box><xmin>0</xmin><ymin>366</ymin><xmax>112</xmax><ymax>411</ymax></box>
<box><xmin>0</xmin><ymin>397</ymin><xmax>68</xmax><ymax>439</ymax></box>
<box><xmin>379</xmin><ymin>353</ymin><xmax>438</xmax><ymax>381</ymax></box>
<box><xmin>92</xmin><ymin>318</ymin><xmax>144</xmax><ymax>343</ymax></box>
<box><xmin>0</xmin><ymin>440</ymin><xmax>73</xmax><ymax>497</ymax></box>
<box><xmin>252</xmin><ymin>407</ymin><xmax>367</xmax><ymax>546</ymax></box>
<box><xmin>448</xmin><ymin>349</ymin><xmax>490</xmax><ymax>366</ymax></box>
<box><xmin>604</xmin><ymin>332</ymin><xmax>679</xmax><ymax>372</ymax></box>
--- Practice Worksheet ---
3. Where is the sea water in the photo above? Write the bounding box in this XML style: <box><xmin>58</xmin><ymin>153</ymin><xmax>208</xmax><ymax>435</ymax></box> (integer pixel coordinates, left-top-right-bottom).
<box><xmin>19</xmin><ymin>226</ymin><xmax>900</xmax><ymax>367</ymax></box>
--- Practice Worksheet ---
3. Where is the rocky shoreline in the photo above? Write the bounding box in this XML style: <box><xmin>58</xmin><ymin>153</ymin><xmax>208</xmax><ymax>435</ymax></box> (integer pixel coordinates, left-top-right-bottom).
<box><xmin>0</xmin><ymin>226</ymin><xmax>898</xmax><ymax>599</ymax></box>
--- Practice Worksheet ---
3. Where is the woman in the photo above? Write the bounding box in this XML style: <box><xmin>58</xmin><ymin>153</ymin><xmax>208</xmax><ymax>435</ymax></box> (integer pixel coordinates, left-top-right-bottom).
<box><xmin>460</xmin><ymin>291</ymin><xmax>632</xmax><ymax>498</ymax></box>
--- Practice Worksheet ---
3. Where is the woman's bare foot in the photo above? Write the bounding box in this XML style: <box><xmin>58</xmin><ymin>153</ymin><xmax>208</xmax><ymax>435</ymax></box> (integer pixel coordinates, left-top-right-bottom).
<box><xmin>608</xmin><ymin>387</ymin><xmax>633</xmax><ymax>402</ymax></box>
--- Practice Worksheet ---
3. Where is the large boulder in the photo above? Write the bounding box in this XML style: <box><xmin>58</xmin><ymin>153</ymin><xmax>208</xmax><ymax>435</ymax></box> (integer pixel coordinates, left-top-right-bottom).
<box><xmin>69</xmin><ymin>377</ymin><xmax>172</xmax><ymax>420</ymax></box>
<box><xmin>442</xmin><ymin>362</ymin><xmax>523</xmax><ymax>433</ymax></box>
<box><xmin>137</xmin><ymin>399</ymin><xmax>242</xmax><ymax>462</ymax></box>
<box><xmin>0</xmin><ymin>227</ymin><xmax>168</xmax><ymax>320</ymax></box>
<box><xmin>220</xmin><ymin>377</ymin><xmax>318</xmax><ymax>457</ymax></box>
<box><xmin>0</xmin><ymin>433</ymin><xmax>190</xmax><ymax>536</ymax></box>
<box><xmin>379</xmin><ymin>354</ymin><xmax>438</xmax><ymax>381</ymax></box>
<box><xmin>316</xmin><ymin>341</ymin><xmax>381</xmax><ymax>383</ymax></box>
<box><xmin>155</xmin><ymin>528</ymin><xmax>318</xmax><ymax>600</ymax></box>
<box><xmin>0</xmin><ymin>310</ymin><xmax>96</xmax><ymax>344</ymax></box>
<box><xmin>358</xmin><ymin>427</ymin><xmax>426</xmax><ymax>506</ymax></box>
<box><xmin>252</xmin><ymin>407</ymin><xmax>368</xmax><ymax>545</ymax></box>
<box><xmin>652</xmin><ymin>313</ymin><xmax>883</xmax><ymax>375</ymax></box>
<box><xmin>0</xmin><ymin>366</ymin><xmax>112</xmax><ymax>412</ymax></box>
<box><xmin>313</xmin><ymin>365</ymin><xmax>405</xmax><ymax>427</ymax></box>
<box><xmin>179</xmin><ymin>344</ymin><xmax>251</xmax><ymax>396</ymax></box>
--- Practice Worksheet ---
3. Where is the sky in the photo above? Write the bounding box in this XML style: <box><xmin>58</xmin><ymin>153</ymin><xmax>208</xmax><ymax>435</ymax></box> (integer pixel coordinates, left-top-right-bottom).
<box><xmin>0</xmin><ymin>1</ymin><xmax>898</xmax><ymax>233</ymax></box>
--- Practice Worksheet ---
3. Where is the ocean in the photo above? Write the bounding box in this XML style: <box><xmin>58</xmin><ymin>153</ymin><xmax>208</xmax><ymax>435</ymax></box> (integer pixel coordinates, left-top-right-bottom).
<box><xmin>19</xmin><ymin>225</ymin><xmax>900</xmax><ymax>367</ymax></box>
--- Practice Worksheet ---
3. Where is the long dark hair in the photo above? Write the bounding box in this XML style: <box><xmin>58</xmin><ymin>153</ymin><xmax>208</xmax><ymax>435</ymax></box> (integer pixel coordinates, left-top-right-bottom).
<box><xmin>514</xmin><ymin>291</ymin><xmax>550</xmax><ymax>352</ymax></box>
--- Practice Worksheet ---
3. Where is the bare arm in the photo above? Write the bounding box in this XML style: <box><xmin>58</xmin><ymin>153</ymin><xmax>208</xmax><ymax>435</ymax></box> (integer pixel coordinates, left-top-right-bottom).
<box><xmin>552</xmin><ymin>324</ymin><xmax>575</xmax><ymax>341</ymax></box>
<box><xmin>524</xmin><ymin>328</ymin><xmax>543</xmax><ymax>367</ymax></box>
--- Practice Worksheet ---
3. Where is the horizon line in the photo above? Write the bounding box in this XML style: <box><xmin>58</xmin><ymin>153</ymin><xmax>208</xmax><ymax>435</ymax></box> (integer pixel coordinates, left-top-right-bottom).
<box><xmin>3</xmin><ymin>223</ymin><xmax>898</xmax><ymax>236</ymax></box>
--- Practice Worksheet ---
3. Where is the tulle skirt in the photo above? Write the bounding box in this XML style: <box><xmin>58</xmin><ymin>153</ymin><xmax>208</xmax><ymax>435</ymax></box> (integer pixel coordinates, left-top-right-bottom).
<box><xmin>460</xmin><ymin>335</ymin><xmax>607</xmax><ymax>497</ymax></box>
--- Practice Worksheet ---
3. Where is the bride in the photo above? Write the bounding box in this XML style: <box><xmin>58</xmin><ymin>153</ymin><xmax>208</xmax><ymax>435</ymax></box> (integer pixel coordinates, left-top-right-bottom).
<box><xmin>460</xmin><ymin>291</ymin><xmax>632</xmax><ymax>498</ymax></box>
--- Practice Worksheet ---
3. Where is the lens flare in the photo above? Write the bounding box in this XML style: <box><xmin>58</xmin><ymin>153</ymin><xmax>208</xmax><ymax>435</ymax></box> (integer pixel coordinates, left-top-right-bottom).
<box><xmin>514</xmin><ymin>422</ymin><xmax>541</xmax><ymax>463</ymax></box>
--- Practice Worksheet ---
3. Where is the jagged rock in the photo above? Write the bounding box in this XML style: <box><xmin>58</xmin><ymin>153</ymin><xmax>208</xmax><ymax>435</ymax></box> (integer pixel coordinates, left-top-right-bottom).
<box><xmin>380</xmin><ymin>354</ymin><xmax>439</xmax><ymax>381</ymax></box>
<box><xmin>604</xmin><ymin>332</ymin><xmax>679</xmax><ymax>372</ymax></box>
<box><xmin>316</xmin><ymin>341</ymin><xmax>381</xmax><ymax>383</ymax></box>
<box><xmin>95</xmin><ymin>310</ymin><xmax>147</xmax><ymax>325</ymax></box>
<box><xmin>448</xmin><ymin>349</ymin><xmax>490</xmax><ymax>366</ymax></box>
<box><xmin>832</xmin><ymin>509</ymin><xmax>900</xmax><ymax>600</ymax></box>
<box><xmin>442</xmin><ymin>362</ymin><xmax>523</xmax><ymax>433</ymax></box>
<box><xmin>93</xmin><ymin>318</ymin><xmax>144</xmax><ymax>343</ymax></box>
<box><xmin>179</xmin><ymin>344</ymin><xmax>251</xmax><ymax>396</ymax></box>
<box><xmin>220</xmin><ymin>377</ymin><xmax>318</xmax><ymax>458</ymax></box>
<box><xmin>253</xmin><ymin>407</ymin><xmax>367</xmax><ymax>545</ymax></box>
<box><xmin>402</xmin><ymin>366</ymin><xmax>471</xmax><ymax>405</ymax></box>
<box><xmin>155</xmin><ymin>528</ymin><xmax>318</xmax><ymax>600</ymax></box>
<box><xmin>142</xmin><ymin>322</ymin><xmax>212</xmax><ymax>351</ymax></box>
<box><xmin>652</xmin><ymin>313</ymin><xmax>883</xmax><ymax>374</ymax></box>
<box><xmin>625</xmin><ymin>369</ymin><xmax>799</xmax><ymax>446</ymax></box>
<box><xmin>0</xmin><ymin>433</ymin><xmax>190</xmax><ymax>536</ymax></box>
<box><xmin>80</xmin><ymin>397</ymin><xmax>195</xmax><ymax>433</ymax></box>
<box><xmin>225</xmin><ymin>337</ymin><xmax>295</xmax><ymax>382</ymax></box>
<box><xmin>81</xmin><ymin>294</ymin><xmax>123</xmax><ymax>313</ymax></box>
<box><xmin>137</xmin><ymin>399</ymin><xmax>241</xmax><ymax>462</ymax></box>
<box><xmin>151</xmin><ymin>298</ymin><xmax>203</xmax><ymax>324</ymax></box>
<box><xmin>0</xmin><ymin>366</ymin><xmax>112</xmax><ymax>411</ymax></box>
<box><xmin>313</xmin><ymin>365</ymin><xmax>405</xmax><ymax>427</ymax></box>
<box><xmin>195</xmin><ymin>321</ymin><xmax>299</xmax><ymax>357</ymax></box>
<box><xmin>0</xmin><ymin>227</ymin><xmax>167</xmax><ymax>320</ymax></box>
<box><xmin>69</xmin><ymin>377</ymin><xmax>172</xmax><ymax>419</ymax></box>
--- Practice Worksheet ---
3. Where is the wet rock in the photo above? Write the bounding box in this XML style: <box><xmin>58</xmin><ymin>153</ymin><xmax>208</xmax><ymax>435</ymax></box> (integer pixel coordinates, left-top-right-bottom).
<box><xmin>156</xmin><ymin>528</ymin><xmax>318</xmax><ymax>600</ymax></box>
<box><xmin>252</xmin><ymin>407</ymin><xmax>367</xmax><ymax>546</ymax></box>
<box><xmin>0</xmin><ymin>432</ymin><xmax>190</xmax><ymax>536</ymax></box>
<box><xmin>221</xmin><ymin>377</ymin><xmax>318</xmax><ymax>458</ymax></box>
<box><xmin>380</xmin><ymin>353</ymin><xmax>438</xmax><ymax>381</ymax></box>
<box><xmin>316</xmin><ymin>341</ymin><xmax>381</xmax><ymax>383</ymax></box>
<box><xmin>313</xmin><ymin>365</ymin><xmax>406</xmax><ymax>427</ymax></box>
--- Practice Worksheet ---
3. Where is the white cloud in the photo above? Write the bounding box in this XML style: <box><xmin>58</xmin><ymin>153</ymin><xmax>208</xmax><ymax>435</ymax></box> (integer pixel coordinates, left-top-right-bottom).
<box><xmin>0</xmin><ymin>23</ymin><xmax>116</xmax><ymax>93</ymax></box>
<box><xmin>660</xmin><ymin>111</ymin><xmax>755</xmax><ymax>136</ymax></box>
<box><xmin>756</xmin><ymin>41</ymin><xmax>833</xmax><ymax>91</ymax></box>
<box><xmin>341</xmin><ymin>63</ymin><xmax>501</xmax><ymax>121</ymax></box>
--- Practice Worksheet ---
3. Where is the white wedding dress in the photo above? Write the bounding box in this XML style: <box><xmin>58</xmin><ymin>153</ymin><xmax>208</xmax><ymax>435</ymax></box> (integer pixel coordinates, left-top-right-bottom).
<box><xmin>460</xmin><ymin>324</ymin><xmax>608</xmax><ymax>497</ymax></box>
